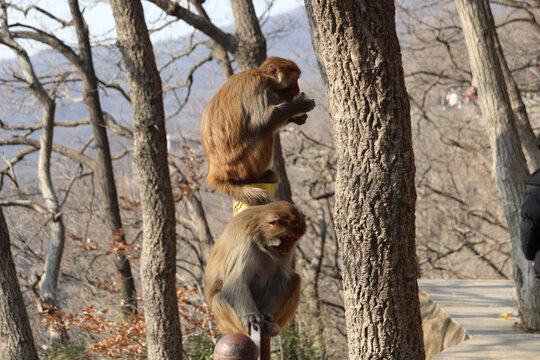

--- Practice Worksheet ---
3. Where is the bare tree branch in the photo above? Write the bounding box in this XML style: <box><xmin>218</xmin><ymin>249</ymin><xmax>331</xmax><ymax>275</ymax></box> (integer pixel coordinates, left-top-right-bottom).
<box><xmin>0</xmin><ymin>136</ymin><xmax>95</xmax><ymax>169</ymax></box>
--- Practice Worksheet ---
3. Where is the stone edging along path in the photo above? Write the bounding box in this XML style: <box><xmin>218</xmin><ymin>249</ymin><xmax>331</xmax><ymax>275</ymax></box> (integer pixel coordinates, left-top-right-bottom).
<box><xmin>419</xmin><ymin>279</ymin><xmax>540</xmax><ymax>360</ymax></box>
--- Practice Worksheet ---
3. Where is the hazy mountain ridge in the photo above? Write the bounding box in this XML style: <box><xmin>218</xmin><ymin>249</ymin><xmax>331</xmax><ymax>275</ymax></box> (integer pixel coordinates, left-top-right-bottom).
<box><xmin>0</xmin><ymin>6</ymin><xmax>314</xmax><ymax>132</ymax></box>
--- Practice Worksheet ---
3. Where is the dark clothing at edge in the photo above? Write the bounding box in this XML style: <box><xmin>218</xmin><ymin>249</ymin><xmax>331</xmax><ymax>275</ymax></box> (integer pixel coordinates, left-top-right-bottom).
<box><xmin>519</xmin><ymin>168</ymin><xmax>540</xmax><ymax>279</ymax></box>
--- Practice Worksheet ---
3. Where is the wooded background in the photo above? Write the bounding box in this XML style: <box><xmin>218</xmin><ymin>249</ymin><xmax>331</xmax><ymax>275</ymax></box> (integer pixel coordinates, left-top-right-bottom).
<box><xmin>0</xmin><ymin>0</ymin><xmax>539</xmax><ymax>359</ymax></box>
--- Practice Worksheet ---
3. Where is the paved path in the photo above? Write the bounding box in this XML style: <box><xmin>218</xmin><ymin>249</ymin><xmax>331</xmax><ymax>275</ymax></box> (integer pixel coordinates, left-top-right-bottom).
<box><xmin>419</xmin><ymin>280</ymin><xmax>540</xmax><ymax>360</ymax></box>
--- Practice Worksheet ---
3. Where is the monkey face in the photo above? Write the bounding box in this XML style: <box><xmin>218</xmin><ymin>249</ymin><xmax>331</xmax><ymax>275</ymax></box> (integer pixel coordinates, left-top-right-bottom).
<box><xmin>274</xmin><ymin>232</ymin><xmax>300</xmax><ymax>254</ymax></box>
<box><xmin>261</xmin><ymin>202</ymin><xmax>306</xmax><ymax>254</ymax></box>
<box><xmin>274</xmin><ymin>72</ymin><xmax>300</xmax><ymax>102</ymax></box>
<box><xmin>265</xmin><ymin>57</ymin><xmax>301</xmax><ymax>102</ymax></box>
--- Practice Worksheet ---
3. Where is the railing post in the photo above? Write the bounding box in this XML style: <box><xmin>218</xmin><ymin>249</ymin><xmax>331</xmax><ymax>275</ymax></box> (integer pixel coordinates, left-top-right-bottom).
<box><xmin>213</xmin><ymin>333</ymin><xmax>258</xmax><ymax>360</ymax></box>
<box><xmin>251</xmin><ymin>325</ymin><xmax>271</xmax><ymax>360</ymax></box>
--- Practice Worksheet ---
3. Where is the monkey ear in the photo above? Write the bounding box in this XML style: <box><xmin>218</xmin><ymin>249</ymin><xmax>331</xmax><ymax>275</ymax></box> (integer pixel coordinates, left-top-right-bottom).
<box><xmin>267</xmin><ymin>64</ymin><xmax>279</xmax><ymax>79</ymax></box>
<box><xmin>267</xmin><ymin>213</ymin><xmax>280</xmax><ymax>226</ymax></box>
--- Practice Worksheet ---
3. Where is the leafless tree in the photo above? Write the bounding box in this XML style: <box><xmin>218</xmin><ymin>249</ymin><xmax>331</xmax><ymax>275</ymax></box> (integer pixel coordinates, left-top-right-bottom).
<box><xmin>455</xmin><ymin>0</ymin><xmax>540</xmax><ymax>330</ymax></box>
<box><xmin>2</xmin><ymin>0</ymin><xmax>139</xmax><ymax>314</ymax></box>
<box><xmin>396</xmin><ymin>0</ymin><xmax>539</xmax><ymax>280</ymax></box>
<box><xmin>0</xmin><ymin>206</ymin><xmax>39</xmax><ymax>360</ymax></box>
<box><xmin>110</xmin><ymin>0</ymin><xmax>183</xmax><ymax>358</ymax></box>
<box><xmin>68</xmin><ymin>0</ymin><xmax>137</xmax><ymax>313</ymax></box>
<box><xmin>0</xmin><ymin>2</ymin><xmax>69</xmax><ymax>344</ymax></box>
<box><xmin>305</xmin><ymin>1</ymin><xmax>425</xmax><ymax>358</ymax></box>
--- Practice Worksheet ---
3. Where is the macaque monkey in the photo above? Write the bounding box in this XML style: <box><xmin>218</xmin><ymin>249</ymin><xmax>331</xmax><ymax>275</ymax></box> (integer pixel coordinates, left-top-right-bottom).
<box><xmin>200</xmin><ymin>57</ymin><xmax>316</xmax><ymax>205</ymax></box>
<box><xmin>204</xmin><ymin>201</ymin><xmax>306</xmax><ymax>336</ymax></box>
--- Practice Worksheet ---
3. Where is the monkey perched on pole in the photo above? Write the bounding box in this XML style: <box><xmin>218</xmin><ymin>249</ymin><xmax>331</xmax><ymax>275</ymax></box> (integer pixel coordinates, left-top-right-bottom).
<box><xmin>204</xmin><ymin>201</ymin><xmax>306</xmax><ymax>336</ymax></box>
<box><xmin>200</xmin><ymin>57</ymin><xmax>316</xmax><ymax>206</ymax></box>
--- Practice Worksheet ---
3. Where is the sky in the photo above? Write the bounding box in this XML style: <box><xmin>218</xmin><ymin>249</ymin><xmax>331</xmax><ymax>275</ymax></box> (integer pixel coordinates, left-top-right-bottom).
<box><xmin>0</xmin><ymin>0</ymin><xmax>303</xmax><ymax>60</ymax></box>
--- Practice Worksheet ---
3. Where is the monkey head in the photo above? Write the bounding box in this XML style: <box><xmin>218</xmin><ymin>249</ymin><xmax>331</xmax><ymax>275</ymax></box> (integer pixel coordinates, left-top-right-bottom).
<box><xmin>254</xmin><ymin>201</ymin><xmax>306</xmax><ymax>255</ymax></box>
<box><xmin>262</xmin><ymin>57</ymin><xmax>302</xmax><ymax>102</ymax></box>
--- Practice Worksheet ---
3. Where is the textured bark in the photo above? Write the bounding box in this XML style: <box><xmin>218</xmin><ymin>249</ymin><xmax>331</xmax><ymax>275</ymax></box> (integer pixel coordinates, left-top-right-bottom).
<box><xmin>229</xmin><ymin>0</ymin><xmax>267</xmax><ymax>70</ymax></box>
<box><xmin>68</xmin><ymin>0</ymin><xmax>137</xmax><ymax>314</ymax></box>
<box><xmin>455</xmin><ymin>0</ymin><xmax>540</xmax><ymax>329</ymax></box>
<box><xmin>0</xmin><ymin>7</ymin><xmax>68</xmax><ymax>343</ymax></box>
<box><xmin>490</xmin><ymin>15</ymin><xmax>540</xmax><ymax>171</ymax></box>
<box><xmin>109</xmin><ymin>0</ymin><xmax>183</xmax><ymax>358</ymax></box>
<box><xmin>0</xmin><ymin>207</ymin><xmax>39</xmax><ymax>360</ymax></box>
<box><xmin>305</xmin><ymin>1</ymin><xmax>425</xmax><ymax>359</ymax></box>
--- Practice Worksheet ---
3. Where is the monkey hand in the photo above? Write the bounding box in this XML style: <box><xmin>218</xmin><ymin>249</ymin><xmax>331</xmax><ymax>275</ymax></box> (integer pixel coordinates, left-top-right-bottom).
<box><xmin>289</xmin><ymin>114</ymin><xmax>308</xmax><ymax>125</ymax></box>
<box><xmin>244</xmin><ymin>312</ymin><xmax>264</xmax><ymax>335</ymax></box>
<box><xmin>299</xmin><ymin>92</ymin><xmax>316</xmax><ymax>112</ymax></box>
<box><xmin>293</xmin><ymin>92</ymin><xmax>316</xmax><ymax>111</ymax></box>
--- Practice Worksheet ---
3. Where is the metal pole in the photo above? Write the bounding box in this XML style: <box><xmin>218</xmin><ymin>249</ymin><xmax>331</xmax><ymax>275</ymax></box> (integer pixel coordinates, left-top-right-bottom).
<box><xmin>251</xmin><ymin>324</ymin><xmax>271</xmax><ymax>360</ymax></box>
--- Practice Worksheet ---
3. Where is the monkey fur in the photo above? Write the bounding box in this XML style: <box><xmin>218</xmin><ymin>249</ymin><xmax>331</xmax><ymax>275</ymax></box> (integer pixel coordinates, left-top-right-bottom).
<box><xmin>200</xmin><ymin>57</ymin><xmax>316</xmax><ymax>205</ymax></box>
<box><xmin>204</xmin><ymin>201</ymin><xmax>306</xmax><ymax>336</ymax></box>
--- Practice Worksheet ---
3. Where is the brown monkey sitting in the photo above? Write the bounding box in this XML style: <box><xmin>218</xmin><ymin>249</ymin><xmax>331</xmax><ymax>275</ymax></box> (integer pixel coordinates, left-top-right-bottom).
<box><xmin>204</xmin><ymin>201</ymin><xmax>306</xmax><ymax>336</ymax></box>
<box><xmin>200</xmin><ymin>57</ymin><xmax>316</xmax><ymax>205</ymax></box>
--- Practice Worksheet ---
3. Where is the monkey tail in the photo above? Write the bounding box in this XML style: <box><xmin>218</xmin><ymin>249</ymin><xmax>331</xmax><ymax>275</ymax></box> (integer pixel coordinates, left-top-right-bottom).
<box><xmin>209</xmin><ymin>177</ymin><xmax>273</xmax><ymax>206</ymax></box>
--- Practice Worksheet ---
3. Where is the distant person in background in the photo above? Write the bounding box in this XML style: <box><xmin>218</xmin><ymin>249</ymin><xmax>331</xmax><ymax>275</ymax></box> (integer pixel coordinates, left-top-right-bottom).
<box><xmin>463</xmin><ymin>85</ymin><xmax>477</xmax><ymax>105</ymax></box>
<box><xmin>519</xmin><ymin>135</ymin><xmax>540</xmax><ymax>279</ymax></box>
<box><xmin>445</xmin><ymin>89</ymin><xmax>460</xmax><ymax>109</ymax></box>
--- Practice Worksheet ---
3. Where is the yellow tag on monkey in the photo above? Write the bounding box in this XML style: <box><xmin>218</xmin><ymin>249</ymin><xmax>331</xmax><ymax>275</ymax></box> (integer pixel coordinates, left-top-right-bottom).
<box><xmin>233</xmin><ymin>183</ymin><xmax>276</xmax><ymax>216</ymax></box>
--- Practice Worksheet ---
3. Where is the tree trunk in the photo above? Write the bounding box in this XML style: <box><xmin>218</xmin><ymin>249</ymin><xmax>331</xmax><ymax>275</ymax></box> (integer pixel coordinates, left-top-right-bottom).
<box><xmin>68</xmin><ymin>0</ymin><xmax>137</xmax><ymax>314</ymax></box>
<box><xmin>299</xmin><ymin>204</ymin><xmax>327</xmax><ymax>357</ymax></box>
<box><xmin>35</xmin><ymin>90</ymin><xmax>69</xmax><ymax>345</ymax></box>
<box><xmin>305</xmin><ymin>1</ymin><xmax>425</xmax><ymax>359</ymax></box>
<box><xmin>0</xmin><ymin>207</ymin><xmax>40</xmax><ymax>360</ymax></box>
<box><xmin>184</xmin><ymin>192</ymin><xmax>214</xmax><ymax>263</ymax></box>
<box><xmin>109</xmin><ymin>0</ymin><xmax>183</xmax><ymax>358</ymax></box>
<box><xmin>229</xmin><ymin>0</ymin><xmax>267</xmax><ymax>70</ymax></box>
<box><xmin>490</xmin><ymin>12</ymin><xmax>540</xmax><ymax>171</ymax></box>
<box><xmin>273</xmin><ymin>135</ymin><xmax>293</xmax><ymax>202</ymax></box>
<box><xmin>454</xmin><ymin>0</ymin><xmax>540</xmax><ymax>330</ymax></box>
<box><xmin>0</xmin><ymin>9</ymin><xmax>69</xmax><ymax>343</ymax></box>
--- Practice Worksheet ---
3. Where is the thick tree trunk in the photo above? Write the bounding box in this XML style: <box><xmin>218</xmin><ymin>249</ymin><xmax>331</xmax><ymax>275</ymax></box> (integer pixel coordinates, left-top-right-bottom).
<box><xmin>229</xmin><ymin>0</ymin><xmax>267</xmax><ymax>70</ymax></box>
<box><xmin>454</xmin><ymin>0</ymin><xmax>540</xmax><ymax>330</ymax></box>
<box><xmin>68</xmin><ymin>0</ymin><xmax>137</xmax><ymax>314</ymax></box>
<box><xmin>0</xmin><ymin>207</ymin><xmax>40</xmax><ymax>360</ymax></box>
<box><xmin>305</xmin><ymin>1</ymin><xmax>425</xmax><ymax>359</ymax></box>
<box><xmin>109</xmin><ymin>0</ymin><xmax>183</xmax><ymax>358</ymax></box>
<box><xmin>0</xmin><ymin>11</ymin><xmax>68</xmax><ymax>343</ymax></box>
